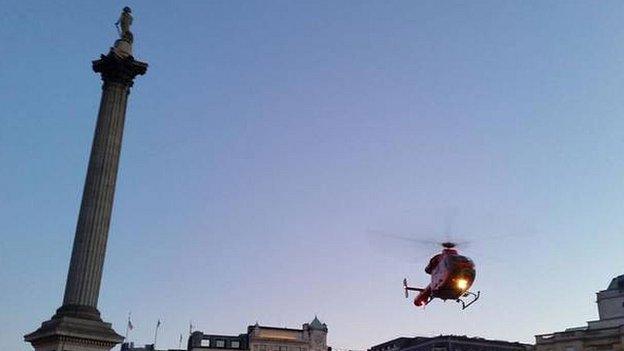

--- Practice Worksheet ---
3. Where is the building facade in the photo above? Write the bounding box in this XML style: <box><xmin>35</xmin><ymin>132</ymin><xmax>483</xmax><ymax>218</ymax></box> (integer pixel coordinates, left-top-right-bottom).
<box><xmin>189</xmin><ymin>317</ymin><xmax>328</xmax><ymax>351</ymax></box>
<box><xmin>369</xmin><ymin>335</ymin><xmax>530</xmax><ymax>351</ymax></box>
<box><xmin>121</xmin><ymin>343</ymin><xmax>184</xmax><ymax>351</ymax></box>
<box><xmin>123</xmin><ymin>317</ymin><xmax>329</xmax><ymax>351</ymax></box>
<box><xmin>535</xmin><ymin>274</ymin><xmax>624</xmax><ymax>351</ymax></box>
<box><xmin>187</xmin><ymin>332</ymin><xmax>249</xmax><ymax>351</ymax></box>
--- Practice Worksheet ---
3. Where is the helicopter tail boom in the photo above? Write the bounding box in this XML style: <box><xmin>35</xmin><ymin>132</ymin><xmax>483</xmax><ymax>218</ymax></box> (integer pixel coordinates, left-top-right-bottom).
<box><xmin>403</xmin><ymin>278</ymin><xmax>426</xmax><ymax>300</ymax></box>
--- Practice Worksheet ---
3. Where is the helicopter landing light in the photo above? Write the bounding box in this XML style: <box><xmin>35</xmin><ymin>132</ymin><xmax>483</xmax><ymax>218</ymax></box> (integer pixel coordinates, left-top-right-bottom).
<box><xmin>456</xmin><ymin>278</ymin><xmax>468</xmax><ymax>290</ymax></box>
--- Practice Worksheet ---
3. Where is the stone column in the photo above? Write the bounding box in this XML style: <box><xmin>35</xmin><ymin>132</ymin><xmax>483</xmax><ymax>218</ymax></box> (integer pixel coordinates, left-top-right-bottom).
<box><xmin>58</xmin><ymin>52</ymin><xmax>147</xmax><ymax>319</ymax></box>
<box><xmin>24</xmin><ymin>10</ymin><xmax>147</xmax><ymax>351</ymax></box>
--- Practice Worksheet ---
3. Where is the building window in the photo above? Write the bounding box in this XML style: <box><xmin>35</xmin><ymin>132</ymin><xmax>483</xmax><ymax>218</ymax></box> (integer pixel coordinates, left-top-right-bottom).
<box><xmin>433</xmin><ymin>347</ymin><xmax>447</xmax><ymax>351</ymax></box>
<box><xmin>565</xmin><ymin>347</ymin><xmax>575</xmax><ymax>351</ymax></box>
<box><xmin>279</xmin><ymin>346</ymin><xmax>288</xmax><ymax>351</ymax></box>
<box><xmin>231</xmin><ymin>341</ymin><xmax>240</xmax><ymax>349</ymax></box>
<box><xmin>260</xmin><ymin>345</ymin><xmax>267</xmax><ymax>351</ymax></box>
<box><xmin>201</xmin><ymin>340</ymin><xmax>211</xmax><ymax>347</ymax></box>
<box><xmin>216</xmin><ymin>340</ymin><xmax>226</xmax><ymax>348</ymax></box>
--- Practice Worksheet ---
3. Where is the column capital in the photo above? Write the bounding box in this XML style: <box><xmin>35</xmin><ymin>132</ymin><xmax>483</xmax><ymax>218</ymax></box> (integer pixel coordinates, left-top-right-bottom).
<box><xmin>92</xmin><ymin>50</ymin><xmax>148</xmax><ymax>87</ymax></box>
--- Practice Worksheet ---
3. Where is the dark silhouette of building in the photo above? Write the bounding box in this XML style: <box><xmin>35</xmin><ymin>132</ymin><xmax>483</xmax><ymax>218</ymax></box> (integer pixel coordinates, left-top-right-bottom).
<box><xmin>121</xmin><ymin>342</ymin><xmax>184</xmax><ymax>351</ymax></box>
<box><xmin>369</xmin><ymin>335</ymin><xmax>530</xmax><ymax>351</ymax></box>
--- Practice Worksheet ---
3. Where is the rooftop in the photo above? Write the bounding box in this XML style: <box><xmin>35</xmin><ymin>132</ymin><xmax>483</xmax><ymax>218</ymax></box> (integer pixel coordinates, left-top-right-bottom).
<box><xmin>309</xmin><ymin>316</ymin><xmax>327</xmax><ymax>331</ymax></box>
<box><xmin>370</xmin><ymin>335</ymin><xmax>530</xmax><ymax>351</ymax></box>
<box><xmin>607</xmin><ymin>274</ymin><xmax>624</xmax><ymax>290</ymax></box>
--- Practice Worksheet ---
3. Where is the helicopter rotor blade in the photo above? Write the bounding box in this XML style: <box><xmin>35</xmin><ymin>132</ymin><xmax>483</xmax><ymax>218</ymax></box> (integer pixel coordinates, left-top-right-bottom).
<box><xmin>366</xmin><ymin>229</ymin><xmax>473</xmax><ymax>261</ymax></box>
<box><xmin>367</xmin><ymin>229</ymin><xmax>473</xmax><ymax>247</ymax></box>
<box><xmin>366</xmin><ymin>230</ymin><xmax>440</xmax><ymax>263</ymax></box>
<box><xmin>369</xmin><ymin>230</ymin><xmax>440</xmax><ymax>246</ymax></box>
<box><xmin>448</xmin><ymin>240</ymin><xmax>471</xmax><ymax>249</ymax></box>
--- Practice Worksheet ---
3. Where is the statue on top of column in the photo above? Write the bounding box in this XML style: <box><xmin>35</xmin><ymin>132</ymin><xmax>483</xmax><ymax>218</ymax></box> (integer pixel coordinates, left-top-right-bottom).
<box><xmin>115</xmin><ymin>7</ymin><xmax>133</xmax><ymax>44</ymax></box>
<box><xmin>112</xmin><ymin>7</ymin><xmax>134</xmax><ymax>58</ymax></box>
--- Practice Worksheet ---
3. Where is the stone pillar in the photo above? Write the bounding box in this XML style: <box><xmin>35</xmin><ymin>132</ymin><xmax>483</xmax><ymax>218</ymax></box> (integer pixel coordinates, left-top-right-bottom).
<box><xmin>58</xmin><ymin>52</ymin><xmax>147</xmax><ymax>318</ymax></box>
<box><xmin>24</xmin><ymin>12</ymin><xmax>147</xmax><ymax>351</ymax></box>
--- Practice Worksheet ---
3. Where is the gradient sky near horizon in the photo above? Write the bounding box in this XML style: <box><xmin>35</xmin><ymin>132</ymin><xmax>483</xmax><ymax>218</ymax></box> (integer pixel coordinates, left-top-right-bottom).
<box><xmin>2</xmin><ymin>1</ymin><xmax>624</xmax><ymax>350</ymax></box>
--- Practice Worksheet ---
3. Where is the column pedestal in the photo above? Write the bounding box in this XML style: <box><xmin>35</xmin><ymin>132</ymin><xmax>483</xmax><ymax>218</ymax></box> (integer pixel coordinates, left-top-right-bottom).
<box><xmin>23</xmin><ymin>316</ymin><xmax>122</xmax><ymax>351</ymax></box>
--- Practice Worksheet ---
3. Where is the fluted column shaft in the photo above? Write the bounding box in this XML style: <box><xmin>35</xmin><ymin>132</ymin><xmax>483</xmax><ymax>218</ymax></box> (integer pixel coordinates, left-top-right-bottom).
<box><xmin>62</xmin><ymin>81</ymin><xmax>129</xmax><ymax>309</ymax></box>
<box><xmin>54</xmin><ymin>52</ymin><xmax>147</xmax><ymax>321</ymax></box>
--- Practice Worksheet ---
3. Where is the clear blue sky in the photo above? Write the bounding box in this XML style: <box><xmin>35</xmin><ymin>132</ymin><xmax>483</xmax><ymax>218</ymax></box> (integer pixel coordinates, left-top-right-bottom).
<box><xmin>2</xmin><ymin>1</ymin><xmax>624</xmax><ymax>350</ymax></box>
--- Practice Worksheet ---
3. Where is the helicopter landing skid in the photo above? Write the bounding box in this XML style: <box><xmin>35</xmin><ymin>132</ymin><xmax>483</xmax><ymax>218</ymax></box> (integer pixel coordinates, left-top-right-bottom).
<box><xmin>456</xmin><ymin>290</ymin><xmax>480</xmax><ymax>310</ymax></box>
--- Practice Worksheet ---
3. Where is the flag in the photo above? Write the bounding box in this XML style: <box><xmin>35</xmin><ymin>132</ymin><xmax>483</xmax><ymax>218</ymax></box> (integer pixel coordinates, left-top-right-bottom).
<box><xmin>128</xmin><ymin>319</ymin><xmax>134</xmax><ymax>331</ymax></box>
<box><xmin>179</xmin><ymin>333</ymin><xmax>183</xmax><ymax>347</ymax></box>
<box><xmin>189</xmin><ymin>321</ymin><xmax>194</xmax><ymax>334</ymax></box>
<box><xmin>156</xmin><ymin>319</ymin><xmax>161</xmax><ymax>329</ymax></box>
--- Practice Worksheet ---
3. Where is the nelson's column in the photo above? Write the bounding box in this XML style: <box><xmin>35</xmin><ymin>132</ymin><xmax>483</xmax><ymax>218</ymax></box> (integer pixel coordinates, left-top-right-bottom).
<box><xmin>24</xmin><ymin>7</ymin><xmax>147</xmax><ymax>351</ymax></box>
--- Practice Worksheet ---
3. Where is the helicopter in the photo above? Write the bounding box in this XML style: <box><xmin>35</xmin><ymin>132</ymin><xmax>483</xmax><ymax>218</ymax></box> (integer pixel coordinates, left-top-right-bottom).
<box><xmin>403</xmin><ymin>241</ymin><xmax>480</xmax><ymax>310</ymax></box>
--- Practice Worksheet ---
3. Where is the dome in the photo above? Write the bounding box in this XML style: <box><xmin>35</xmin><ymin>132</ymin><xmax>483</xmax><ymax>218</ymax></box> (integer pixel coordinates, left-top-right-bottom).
<box><xmin>607</xmin><ymin>274</ymin><xmax>624</xmax><ymax>290</ymax></box>
<box><xmin>309</xmin><ymin>316</ymin><xmax>326</xmax><ymax>330</ymax></box>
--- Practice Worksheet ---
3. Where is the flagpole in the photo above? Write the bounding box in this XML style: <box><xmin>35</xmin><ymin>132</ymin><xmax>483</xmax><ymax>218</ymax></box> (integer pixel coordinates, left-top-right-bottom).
<box><xmin>125</xmin><ymin>312</ymin><xmax>131</xmax><ymax>341</ymax></box>
<box><xmin>154</xmin><ymin>319</ymin><xmax>161</xmax><ymax>347</ymax></box>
